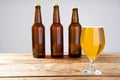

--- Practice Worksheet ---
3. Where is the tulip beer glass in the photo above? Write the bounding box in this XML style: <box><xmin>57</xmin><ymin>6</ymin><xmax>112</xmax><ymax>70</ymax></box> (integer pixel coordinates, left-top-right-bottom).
<box><xmin>80</xmin><ymin>26</ymin><xmax>105</xmax><ymax>75</ymax></box>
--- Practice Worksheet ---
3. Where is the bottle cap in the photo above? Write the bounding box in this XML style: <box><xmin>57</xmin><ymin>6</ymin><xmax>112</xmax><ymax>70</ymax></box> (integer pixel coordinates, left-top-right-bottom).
<box><xmin>34</xmin><ymin>4</ymin><xmax>41</xmax><ymax>7</ymax></box>
<box><xmin>72</xmin><ymin>6</ymin><xmax>78</xmax><ymax>10</ymax></box>
<box><xmin>53</xmin><ymin>3</ymin><xmax>59</xmax><ymax>7</ymax></box>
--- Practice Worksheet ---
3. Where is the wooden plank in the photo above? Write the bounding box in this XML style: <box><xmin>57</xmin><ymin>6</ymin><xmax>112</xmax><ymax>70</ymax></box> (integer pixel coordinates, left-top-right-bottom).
<box><xmin>0</xmin><ymin>52</ymin><xmax>120</xmax><ymax>56</ymax></box>
<box><xmin>0</xmin><ymin>77</ymin><xmax>120</xmax><ymax>80</ymax></box>
<box><xmin>0</xmin><ymin>52</ymin><xmax>120</xmax><ymax>64</ymax></box>
<box><xmin>0</xmin><ymin>52</ymin><xmax>120</xmax><ymax>79</ymax></box>
<box><xmin>0</xmin><ymin>63</ymin><xmax>120</xmax><ymax>77</ymax></box>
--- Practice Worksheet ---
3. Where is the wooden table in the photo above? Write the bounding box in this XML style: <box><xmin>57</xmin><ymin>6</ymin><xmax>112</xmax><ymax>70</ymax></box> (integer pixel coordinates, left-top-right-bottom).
<box><xmin>0</xmin><ymin>52</ymin><xmax>120</xmax><ymax>80</ymax></box>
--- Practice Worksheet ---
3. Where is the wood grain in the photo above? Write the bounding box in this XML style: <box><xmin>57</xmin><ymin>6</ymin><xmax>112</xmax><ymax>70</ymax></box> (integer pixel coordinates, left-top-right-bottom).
<box><xmin>0</xmin><ymin>52</ymin><xmax>120</xmax><ymax>80</ymax></box>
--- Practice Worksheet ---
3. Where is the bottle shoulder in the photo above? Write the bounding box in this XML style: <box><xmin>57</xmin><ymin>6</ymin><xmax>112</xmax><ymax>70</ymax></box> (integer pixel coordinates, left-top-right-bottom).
<box><xmin>69</xmin><ymin>23</ymin><xmax>82</xmax><ymax>28</ymax></box>
<box><xmin>51</xmin><ymin>23</ymin><xmax>63</xmax><ymax>27</ymax></box>
<box><xmin>32</xmin><ymin>23</ymin><xmax>45</xmax><ymax>27</ymax></box>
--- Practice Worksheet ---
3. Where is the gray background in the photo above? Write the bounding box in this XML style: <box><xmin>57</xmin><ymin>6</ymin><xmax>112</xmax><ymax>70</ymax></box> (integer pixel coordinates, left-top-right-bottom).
<box><xmin>0</xmin><ymin>0</ymin><xmax>120</xmax><ymax>54</ymax></box>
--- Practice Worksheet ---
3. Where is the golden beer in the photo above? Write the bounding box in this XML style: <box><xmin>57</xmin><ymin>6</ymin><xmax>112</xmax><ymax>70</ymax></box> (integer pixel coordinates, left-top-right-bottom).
<box><xmin>81</xmin><ymin>27</ymin><xmax>105</xmax><ymax>60</ymax></box>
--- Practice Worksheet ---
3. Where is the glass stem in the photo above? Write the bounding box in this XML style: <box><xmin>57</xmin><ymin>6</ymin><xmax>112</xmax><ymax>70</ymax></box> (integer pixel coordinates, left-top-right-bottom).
<box><xmin>89</xmin><ymin>60</ymin><xmax>95</xmax><ymax>71</ymax></box>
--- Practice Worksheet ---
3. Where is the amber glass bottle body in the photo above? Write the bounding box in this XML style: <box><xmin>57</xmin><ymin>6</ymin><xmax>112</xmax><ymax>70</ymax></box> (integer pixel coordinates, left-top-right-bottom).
<box><xmin>32</xmin><ymin>5</ymin><xmax>45</xmax><ymax>58</ymax></box>
<box><xmin>69</xmin><ymin>8</ymin><xmax>82</xmax><ymax>58</ymax></box>
<box><xmin>50</xmin><ymin>5</ymin><xmax>64</xmax><ymax>58</ymax></box>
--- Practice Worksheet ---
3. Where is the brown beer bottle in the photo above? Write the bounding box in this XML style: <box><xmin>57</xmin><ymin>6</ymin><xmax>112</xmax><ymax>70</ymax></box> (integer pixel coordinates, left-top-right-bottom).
<box><xmin>50</xmin><ymin>4</ymin><xmax>64</xmax><ymax>58</ymax></box>
<box><xmin>69</xmin><ymin>7</ymin><xmax>82</xmax><ymax>58</ymax></box>
<box><xmin>32</xmin><ymin>4</ymin><xmax>45</xmax><ymax>58</ymax></box>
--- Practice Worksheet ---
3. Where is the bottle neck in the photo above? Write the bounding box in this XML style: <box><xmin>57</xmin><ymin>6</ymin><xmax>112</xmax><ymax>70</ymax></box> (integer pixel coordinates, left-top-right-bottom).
<box><xmin>71</xmin><ymin>8</ymin><xmax>79</xmax><ymax>23</ymax></box>
<box><xmin>34</xmin><ymin>6</ymin><xmax>42</xmax><ymax>24</ymax></box>
<box><xmin>53</xmin><ymin>6</ymin><xmax>60</xmax><ymax>23</ymax></box>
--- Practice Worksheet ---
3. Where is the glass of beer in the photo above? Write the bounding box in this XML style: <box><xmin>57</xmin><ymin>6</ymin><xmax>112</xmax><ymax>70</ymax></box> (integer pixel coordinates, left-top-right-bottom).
<box><xmin>80</xmin><ymin>26</ymin><xmax>105</xmax><ymax>75</ymax></box>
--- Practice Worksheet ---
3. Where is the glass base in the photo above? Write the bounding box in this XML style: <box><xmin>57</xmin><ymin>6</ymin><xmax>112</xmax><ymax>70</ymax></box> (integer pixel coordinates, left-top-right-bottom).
<box><xmin>82</xmin><ymin>67</ymin><xmax>102</xmax><ymax>75</ymax></box>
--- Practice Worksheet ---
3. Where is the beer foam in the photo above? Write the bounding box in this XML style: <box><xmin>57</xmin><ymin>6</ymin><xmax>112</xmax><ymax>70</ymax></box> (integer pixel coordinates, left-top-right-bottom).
<box><xmin>83</xmin><ymin>26</ymin><xmax>103</xmax><ymax>28</ymax></box>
